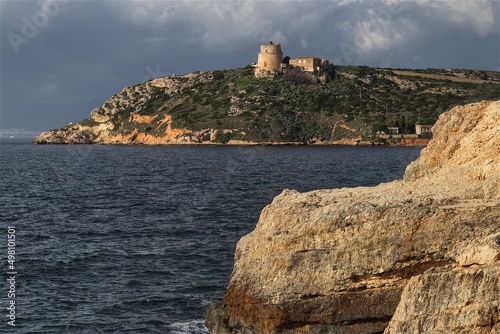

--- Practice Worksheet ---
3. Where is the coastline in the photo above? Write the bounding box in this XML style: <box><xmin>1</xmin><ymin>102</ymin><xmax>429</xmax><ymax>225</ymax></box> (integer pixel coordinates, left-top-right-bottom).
<box><xmin>32</xmin><ymin>138</ymin><xmax>430</xmax><ymax>147</ymax></box>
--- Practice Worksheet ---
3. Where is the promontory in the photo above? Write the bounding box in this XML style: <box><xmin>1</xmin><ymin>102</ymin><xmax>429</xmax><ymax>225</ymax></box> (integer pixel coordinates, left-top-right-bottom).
<box><xmin>205</xmin><ymin>100</ymin><xmax>500</xmax><ymax>333</ymax></box>
<box><xmin>33</xmin><ymin>66</ymin><xmax>500</xmax><ymax>145</ymax></box>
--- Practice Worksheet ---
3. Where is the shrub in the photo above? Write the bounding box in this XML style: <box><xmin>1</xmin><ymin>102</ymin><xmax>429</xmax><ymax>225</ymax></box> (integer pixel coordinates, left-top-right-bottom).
<box><xmin>282</xmin><ymin>68</ymin><xmax>317</xmax><ymax>85</ymax></box>
<box><xmin>79</xmin><ymin>118</ymin><xmax>99</xmax><ymax>127</ymax></box>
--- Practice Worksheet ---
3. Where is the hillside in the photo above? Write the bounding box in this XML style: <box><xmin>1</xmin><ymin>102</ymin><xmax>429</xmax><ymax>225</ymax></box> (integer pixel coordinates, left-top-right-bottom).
<box><xmin>33</xmin><ymin>65</ymin><xmax>500</xmax><ymax>144</ymax></box>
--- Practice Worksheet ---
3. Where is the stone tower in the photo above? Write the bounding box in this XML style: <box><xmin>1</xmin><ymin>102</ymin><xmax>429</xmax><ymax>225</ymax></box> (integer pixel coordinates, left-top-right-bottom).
<box><xmin>255</xmin><ymin>41</ymin><xmax>283</xmax><ymax>77</ymax></box>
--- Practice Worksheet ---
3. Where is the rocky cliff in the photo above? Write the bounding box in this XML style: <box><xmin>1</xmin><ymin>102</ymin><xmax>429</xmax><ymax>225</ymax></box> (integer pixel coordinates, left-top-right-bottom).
<box><xmin>205</xmin><ymin>100</ymin><xmax>500</xmax><ymax>333</ymax></box>
<box><xmin>33</xmin><ymin>67</ymin><xmax>500</xmax><ymax>145</ymax></box>
<box><xmin>33</xmin><ymin>72</ymin><xmax>244</xmax><ymax>145</ymax></box>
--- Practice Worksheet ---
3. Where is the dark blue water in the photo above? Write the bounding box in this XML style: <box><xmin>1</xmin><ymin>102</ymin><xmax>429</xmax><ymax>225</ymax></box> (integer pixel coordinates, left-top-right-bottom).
<box><xmin>0</xmin><ymin>141</ymin><xmax>422</xmax><ymax>333</ymax></box>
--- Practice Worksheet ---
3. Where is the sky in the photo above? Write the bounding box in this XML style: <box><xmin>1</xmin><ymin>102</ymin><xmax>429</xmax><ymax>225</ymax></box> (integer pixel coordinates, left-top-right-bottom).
<box><xmin>1</xmin><ymin>0</ymin><xmax>499</xmax><ymax>133</ymax></box>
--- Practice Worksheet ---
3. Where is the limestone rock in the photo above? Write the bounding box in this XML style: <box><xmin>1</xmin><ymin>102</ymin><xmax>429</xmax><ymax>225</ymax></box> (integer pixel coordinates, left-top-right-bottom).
<box><xmin>404</xmin><ymin>100</ymin><xmax>500</xmax><ymax>199</ymax></box>
<box><xmin>385</xmin><ymin>264</ymin><xmax>500</xmax><ymax>334</ymax></box>
<box><xmin>33</xmin><ymin>128</ymin><xmax>94</xmax><ymax>144</ymax></box>
<box><xmin>205</xmin><ymin>100</ymin><xmax>500</xmax><ymax>333</ymax></box>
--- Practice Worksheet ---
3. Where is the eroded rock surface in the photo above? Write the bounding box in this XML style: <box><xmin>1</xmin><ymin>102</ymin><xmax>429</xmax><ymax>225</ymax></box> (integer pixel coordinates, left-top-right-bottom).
<box><xmin>205</xmin><ymin>100</ymin><xmax>500</xmax><ymax>333</ymax></box>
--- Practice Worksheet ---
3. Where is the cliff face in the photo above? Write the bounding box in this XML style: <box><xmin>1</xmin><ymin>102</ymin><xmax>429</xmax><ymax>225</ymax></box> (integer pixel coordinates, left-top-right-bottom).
<box><xmin>205</xmin><ymin>100</ymin><xmax>500</xmax><ymax>333</ymax></box>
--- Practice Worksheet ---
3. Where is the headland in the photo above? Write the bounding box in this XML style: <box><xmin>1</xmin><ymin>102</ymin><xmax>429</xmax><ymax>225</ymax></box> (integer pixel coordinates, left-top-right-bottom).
<box><xmin>32</xmin><ymin>42</ymin><xmax>500</xmax><ymax>145</ymax></box>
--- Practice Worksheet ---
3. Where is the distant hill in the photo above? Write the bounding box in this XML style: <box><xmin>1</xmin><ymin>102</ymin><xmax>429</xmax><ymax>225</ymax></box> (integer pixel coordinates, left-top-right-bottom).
<box><xmin>33</xmin><ymin>65</ymin><xmax>500</xmax><ymax>145</ymax></box>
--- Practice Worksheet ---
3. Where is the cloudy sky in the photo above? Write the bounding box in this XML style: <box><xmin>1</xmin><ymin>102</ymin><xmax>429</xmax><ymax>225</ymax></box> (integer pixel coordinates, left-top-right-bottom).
<box><xmin>1</xmin><ymin>0</ymin><xmax>499</xmax><ymax>132</ymax></box>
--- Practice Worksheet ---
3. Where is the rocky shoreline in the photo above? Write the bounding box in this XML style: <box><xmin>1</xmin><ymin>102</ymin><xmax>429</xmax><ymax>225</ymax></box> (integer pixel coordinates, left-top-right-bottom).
<box><xmin>32</xmin><ymin>131</ymin><xmax>429</xmax><ymax>147</ymax></box>
<box><xmin>205</xmin><ymin>100</ymin><xmax>500</xmax><ymax>333</ymax></box>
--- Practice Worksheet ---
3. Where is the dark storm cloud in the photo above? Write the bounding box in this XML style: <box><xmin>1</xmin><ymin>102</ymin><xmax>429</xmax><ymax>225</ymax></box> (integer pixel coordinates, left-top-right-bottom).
<box><xmin>1</xmin><ymin>0</ymin><xmax>499</xmax><ymax>131</ymax></box>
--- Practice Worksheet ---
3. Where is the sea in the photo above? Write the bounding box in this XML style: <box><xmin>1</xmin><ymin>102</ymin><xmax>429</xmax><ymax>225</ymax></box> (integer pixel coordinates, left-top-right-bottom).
<box><xmin>0</xmin><ymin>139</ymin><xmax>422</xmax><ymax>333</ymax></box>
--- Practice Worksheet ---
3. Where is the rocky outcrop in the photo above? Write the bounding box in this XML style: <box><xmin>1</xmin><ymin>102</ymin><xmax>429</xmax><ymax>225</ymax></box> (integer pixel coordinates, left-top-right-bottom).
<box><xmin>32</xmin><ymin>128</ymin><xmax>94</xmax><ymax>144</ymax></box>
<box><xmin>33</xmin><ymin>71</ymin><xmax>248</xmax><ymax>145</ymax></box>
<box><xmin>205</xmin><ymin>100</ymin><xmax>500</xmax><ymax>333</ymax></box>
<box><xmin>385</xmin><ymin>264</ymin><xmax>500</xmax><ymax>333</ymax></box>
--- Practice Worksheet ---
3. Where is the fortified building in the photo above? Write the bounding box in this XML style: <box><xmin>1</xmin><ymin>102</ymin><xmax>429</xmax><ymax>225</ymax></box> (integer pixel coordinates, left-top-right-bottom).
<box><xmin>289</xmin><ymin>57</ymin><xmax>329</xmax><ymax>73</ymax></box>
<box><xmin>254</xmin><ymin>41</ymin><xmax>329</xmax><ymax>78</ymax></box>
<box><xmin>255</xmin><ymin>41</ymin><xmax>284</xmax><ymax>77</ymax></box>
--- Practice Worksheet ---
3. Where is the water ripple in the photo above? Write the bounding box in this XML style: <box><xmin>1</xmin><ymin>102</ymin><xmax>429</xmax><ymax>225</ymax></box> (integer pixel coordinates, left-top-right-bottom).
<box><xmin>0</xmin><ymin>144</ymin><xmax>421</xmax><ymax>333</ymax></box>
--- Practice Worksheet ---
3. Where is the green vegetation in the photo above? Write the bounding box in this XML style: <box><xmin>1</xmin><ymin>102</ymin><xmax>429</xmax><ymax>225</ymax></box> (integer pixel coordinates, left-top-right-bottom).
<box><xmin>82</xmin><ymin>65</ymin><xmax>500</xmax><ymax>143</ymax></box>
<box><xmin>79</xmin><ymin>118</ymin><xmax>99</xmax><ymax>127</ymax></box>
